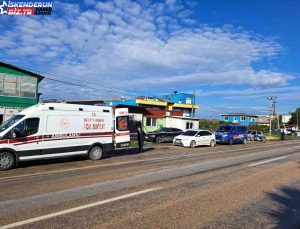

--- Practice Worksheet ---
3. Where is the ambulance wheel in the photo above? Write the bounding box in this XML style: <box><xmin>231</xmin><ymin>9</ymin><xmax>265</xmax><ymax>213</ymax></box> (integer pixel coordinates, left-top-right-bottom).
<box><xmin>88</xmin><ymin>146</ymin><xmax>103</xmax><ymax>161</ymax></box>
<box><xmin>0</xmin><ymin>152</ymin><xmax>15</xmax><ymax>171</ymax></box>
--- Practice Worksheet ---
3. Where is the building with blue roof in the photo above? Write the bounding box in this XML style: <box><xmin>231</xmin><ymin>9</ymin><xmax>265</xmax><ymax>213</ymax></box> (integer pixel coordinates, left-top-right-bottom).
<box><xmin>220</xmin><ymin>113</ymin><xmax>258</xmax><ymax>126</ymax></box>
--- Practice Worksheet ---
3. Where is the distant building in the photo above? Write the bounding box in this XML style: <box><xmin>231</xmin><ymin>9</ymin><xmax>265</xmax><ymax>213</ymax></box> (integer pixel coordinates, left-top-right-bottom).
<box><xmin>161</xmin><ymin>93</ymin><xmax>198</xmax><ymax>117</ymax></box>
<box><xmin>64</xmin><ymin>93</ymin><xmax>200</xmax><ymax>132</ymax></box>
<box><xmin>106</xmin><ymin>92</ymin><xmax>199</xmax><ymax>117</ymax></box>
<box><xmin>107</xmin><ymin>93</ymin><xmax>199</xmax><ymax>132</ymax></box>
<box><xmin>0</xmin><ymin>62</ymin><xmax>44</xmax><ymax>124</ymax></box>
<box><xmin>257</xmin><ymin>115</ymin><xmax>270</xmax><ymax>126</ymax></box>
<box><xmin>257</xmin><ymin>114</ymin><xmax>291</xmax><ymax>126</ymax></box>
<box><xmin>220</xmin><ymin>113</ymin><xmax>258</xmax><ymax>126</ymax></box>
<box><xmin>114</xmin><ymin>104</ymin><xmax>198</xmax><ymax>132</ymax></box>
<box><xmin>281</xmin><ymin>114</ymin><xmax>291</xmax><ymax>124</ymax></box>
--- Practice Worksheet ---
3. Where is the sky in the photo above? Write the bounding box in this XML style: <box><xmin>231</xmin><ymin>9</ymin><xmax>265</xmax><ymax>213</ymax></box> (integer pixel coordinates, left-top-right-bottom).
<box><xmin>0</xmin><ymin>0</ymin><xmax>299</xmax><ymax>118</ymax></box>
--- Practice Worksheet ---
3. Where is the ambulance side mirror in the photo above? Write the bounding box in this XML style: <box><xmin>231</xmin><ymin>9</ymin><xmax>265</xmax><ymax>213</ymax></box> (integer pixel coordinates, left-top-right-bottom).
<box><xmin>10</xmin><ymin>129</ymin><xmax>17</xmax><ymax>139</ymax></box>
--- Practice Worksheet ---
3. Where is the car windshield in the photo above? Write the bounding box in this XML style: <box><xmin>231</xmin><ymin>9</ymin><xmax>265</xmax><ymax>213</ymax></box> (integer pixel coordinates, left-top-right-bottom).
<box><xmin>0</xmin><ymin>115</ymin><xmax>25</xmax><ymax>133</ymax></box>
<box><xmin>182</xmin><ymin>130</ymin><xmax>198</xmax><ymax>136</ymax></box>
<box><xmin>159</xmin><ymin>128</ymin><xmax>169</xmax><ymax>132</ymax></box>
<box><xmin>216</xmin><ymin>126</ymin><xmax>232</xmax><ymax>132</ymax></box>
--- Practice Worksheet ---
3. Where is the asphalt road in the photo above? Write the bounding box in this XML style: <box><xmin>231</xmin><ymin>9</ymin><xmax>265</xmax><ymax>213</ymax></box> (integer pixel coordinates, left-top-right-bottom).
<box><xmin>0</xmin><ymin>140</ymin><xmax>300</xmax><ymax>229</ymax></box>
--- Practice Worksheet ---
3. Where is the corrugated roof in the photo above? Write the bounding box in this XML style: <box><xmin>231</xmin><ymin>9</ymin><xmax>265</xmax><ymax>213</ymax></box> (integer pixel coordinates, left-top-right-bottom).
<box><xmin>220</xmin><ymin>113</ymin><xmax>258</xmax><ymax>117</ymax></box>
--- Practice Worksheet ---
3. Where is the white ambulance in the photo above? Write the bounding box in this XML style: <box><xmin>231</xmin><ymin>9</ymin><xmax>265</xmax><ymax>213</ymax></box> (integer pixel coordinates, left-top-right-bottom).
<box><xmin>0</xmin><ymin>103</ymin><xmax>130</xmax><ymax>170</ymax></box>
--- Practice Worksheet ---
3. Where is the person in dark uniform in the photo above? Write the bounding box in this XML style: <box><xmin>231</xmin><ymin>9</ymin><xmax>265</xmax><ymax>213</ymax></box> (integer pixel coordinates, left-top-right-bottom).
<box><xmin>137</xmin><ymin>127</ymin><xmax>145</xmax><ymax>153</ymax></box>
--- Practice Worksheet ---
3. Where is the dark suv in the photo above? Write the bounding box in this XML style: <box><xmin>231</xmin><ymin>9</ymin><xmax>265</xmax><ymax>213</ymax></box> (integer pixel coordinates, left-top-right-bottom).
<box><xmin>145</xmin><ymin>127</ymin><xmax>183</xmax><ymax>143</ymax></box>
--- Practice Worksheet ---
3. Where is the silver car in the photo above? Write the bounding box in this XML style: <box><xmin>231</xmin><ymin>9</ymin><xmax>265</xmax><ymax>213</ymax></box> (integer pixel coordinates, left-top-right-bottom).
<box><xmin>248</xmin><ymin>130</ymin><xmax>265</xmax><ymax>141</ymax></box>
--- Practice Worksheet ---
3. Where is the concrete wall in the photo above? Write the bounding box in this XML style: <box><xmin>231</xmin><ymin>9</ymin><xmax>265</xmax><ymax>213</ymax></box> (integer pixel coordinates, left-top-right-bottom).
<box><xmin>143</xmin><ymin>117</ymin><xmax>165</xmax><ymax>132</ymax></box>
<box><xmin>166</xmin><ymin>117</ymin><xmax>199</xmax><ymax>131</ymax></box>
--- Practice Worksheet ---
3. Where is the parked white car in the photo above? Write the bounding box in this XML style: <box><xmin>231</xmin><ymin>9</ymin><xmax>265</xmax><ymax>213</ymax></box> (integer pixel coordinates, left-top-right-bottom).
<box><xmin>173</xmin><ymin>129</ymin><xmax>216</xmax><ymax>148</ymax></box>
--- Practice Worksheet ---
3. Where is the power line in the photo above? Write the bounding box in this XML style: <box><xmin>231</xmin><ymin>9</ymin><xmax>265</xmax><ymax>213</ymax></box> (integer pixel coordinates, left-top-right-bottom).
<box><xmin>27</xmin><ymin>68</ymin><xmax>151</xmax><ymax>96</ymax></box>
<box><xmin>22</xmin><ymin>67</ymin><xmax>144</xmax><ymax>97</ymax></box>
<box><xmin>3</xmin><ymin>62</ymin><xmax>143</xmax><ymax>97</ymax></box>
<box><xmin>43</xmin><ymin>77</ymin><xmax>140</xmax><ymax>97</ymax></box>
<box><xmin>3</xmin><ymin>62</ymin><xmax>186</xmax><ymax>100</ymax></box>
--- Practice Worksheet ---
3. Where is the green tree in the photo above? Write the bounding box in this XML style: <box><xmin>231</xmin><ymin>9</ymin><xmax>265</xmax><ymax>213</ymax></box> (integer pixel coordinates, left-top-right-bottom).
<box><xmin>288</xmin><ymin>107</ymin><xmax>300</xmax><ymax>125</ymax></box>
<box><xmin>199</xmin><ymin>119</ymin><xmax>226</xmax><ymax>132</ymax></box>
<box><xmin>248</xmin><ymin>124</ymin><xmax>269</xmax><ymax>134</ymax></box>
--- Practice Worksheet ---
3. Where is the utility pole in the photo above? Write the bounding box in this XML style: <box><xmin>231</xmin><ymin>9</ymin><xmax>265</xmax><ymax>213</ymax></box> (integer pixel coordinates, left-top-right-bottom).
<box><xmin>277</xmin><ymin>114</ymin><xmax>280</xmax><ymax>131</ymax></box>
<box><xmin>297</xmin><ymin>109</ymin><xmax>299</xmax><ymax>131</ymax></box>
<box><xmin>267</xmin><ymin>96</ymin><xmax>277</xmax><ymax>135</ymax></box>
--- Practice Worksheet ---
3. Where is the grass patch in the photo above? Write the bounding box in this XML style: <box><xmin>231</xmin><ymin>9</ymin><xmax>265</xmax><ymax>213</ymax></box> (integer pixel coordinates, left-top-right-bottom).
<box><xmin>130</xmin><ymin>140</ymin><xmax>154</xmax><ymax>148</ymax></box>
<box><xmin>265</xmin><ymin>135</ymin><xmax>279</xmax><ymax>141</ymax></box>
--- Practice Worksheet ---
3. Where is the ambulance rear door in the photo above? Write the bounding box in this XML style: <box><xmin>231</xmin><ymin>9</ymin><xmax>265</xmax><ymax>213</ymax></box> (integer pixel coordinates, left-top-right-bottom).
<box><xmin>114</xmin><ymin>108</ymin><xmax>130</xmax><ymax>149</ymax></box>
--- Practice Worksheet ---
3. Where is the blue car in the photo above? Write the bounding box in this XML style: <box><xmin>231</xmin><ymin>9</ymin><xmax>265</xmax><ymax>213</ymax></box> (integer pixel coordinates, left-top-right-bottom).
<box><xmin>215</xmin><ymin>125</ymin><xmax>248</xmax><ymax>145</ymax></box>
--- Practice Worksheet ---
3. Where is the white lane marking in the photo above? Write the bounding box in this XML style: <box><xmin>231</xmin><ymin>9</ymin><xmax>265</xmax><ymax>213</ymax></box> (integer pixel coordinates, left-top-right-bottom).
<box><xmin>1</xmin><ymin>141</ymin><xmax>299</xmax><ymax>181</ymax></box>
<box><xmin>248</xmin><ymin>156</ymin><xmax>287</xmax><ymax>167</ymax></box>
<box><xmin>0</xmin><ymin>187</ymin><xmax>162</xmax><ymax>229</ymax></box>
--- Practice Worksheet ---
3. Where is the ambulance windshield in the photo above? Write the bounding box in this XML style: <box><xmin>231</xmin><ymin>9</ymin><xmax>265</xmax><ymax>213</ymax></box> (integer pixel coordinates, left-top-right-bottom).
<box><xmin>0</xmin><ymin>115</ymin><xmax>25</xmax><ymax>132</ymax></box>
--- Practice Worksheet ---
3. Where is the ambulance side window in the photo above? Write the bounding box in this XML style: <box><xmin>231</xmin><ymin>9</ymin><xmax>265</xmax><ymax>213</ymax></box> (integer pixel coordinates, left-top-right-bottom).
<box><xmin>116</xmin><ymin>116</ymin><xmax>129</xmax><ymax>131</ymax></box>
<box><xmin>13</xmin><ymin>118</ymin><xmax>40</xmax><ymax>138</ymax></box>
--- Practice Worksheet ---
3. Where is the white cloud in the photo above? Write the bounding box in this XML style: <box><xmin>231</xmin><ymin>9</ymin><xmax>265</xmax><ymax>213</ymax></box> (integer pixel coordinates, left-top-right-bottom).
<box><xmin>0</xmin><ymin>0</ymin><xmax>294</xmax><ymax>100</ymax></box>
<box><xmin>128</xmin><ymin>68</ymin><xmax>294</xmax><ymax>89</ymax></box>
<box><xmin>84</xmin><ymin>0</ymin><xmax>96</xmax><ymax>6</ymax></box>
<box><xmin>195</xmin><ymin>86</ymin><xmax>300</xmax><ymax>97</ymax></box>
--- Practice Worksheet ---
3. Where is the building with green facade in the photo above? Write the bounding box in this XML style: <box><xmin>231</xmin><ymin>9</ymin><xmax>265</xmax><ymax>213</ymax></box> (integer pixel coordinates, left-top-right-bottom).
<box><xmin>0</xmin><ymin>62</ymin><xmax>44</xmax><ymax>123</ymax></box>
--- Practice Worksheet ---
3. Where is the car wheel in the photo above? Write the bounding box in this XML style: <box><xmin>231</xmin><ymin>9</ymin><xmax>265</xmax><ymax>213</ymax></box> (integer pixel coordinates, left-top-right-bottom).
<box><xmin>243</xmin><ymin>138</ymin><xmax>247</xmax><ymax>144</ymax></box>
<box><xmin>156</xmin><ymin>137</ymin><xmax>162</xmax><ymax>144</ymax></box>
<box><xmin>88</xmin><ymin>146</ymin><xmax>103</xmax><ymax>161</ymax></box>
<box><xmin>0</xmin><ymin>152</ymin><xmax>15</xmax><ymax>171</ymax></box>
<box><xmin>229</xmin><ymin>139</ymin><xmax>233</xmax><ymax>145</ymax></box>
<box><xmin>210</xmin><ymin>140</ymin><xmax>216</xmax><ymax>147</ymax></box>
<box><xmin>190</xmin><ymin>140</ymin><xmax>196</xmax><ymax>148</ymax></box>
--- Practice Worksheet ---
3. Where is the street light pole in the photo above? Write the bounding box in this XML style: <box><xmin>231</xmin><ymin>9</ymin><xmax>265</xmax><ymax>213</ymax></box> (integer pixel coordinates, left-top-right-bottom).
<box><xmin>267</xmin><ymin>96</ymin><xmax>277</xmax><ymax>136</ymax></box>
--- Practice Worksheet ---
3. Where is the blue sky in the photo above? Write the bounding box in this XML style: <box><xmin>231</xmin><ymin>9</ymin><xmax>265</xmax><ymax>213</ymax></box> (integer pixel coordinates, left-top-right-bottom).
<box><xmin>0</xmin><ymin>0</ymin><xmax>299</xmax><ymax>118</ymax></box>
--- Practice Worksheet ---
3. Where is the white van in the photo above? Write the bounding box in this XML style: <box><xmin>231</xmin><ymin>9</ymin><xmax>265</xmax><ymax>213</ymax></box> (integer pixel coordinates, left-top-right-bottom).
<box><xmin>0</xmin><ymin>103</ymin><xmax>130</xmax><ymax>170</ymax></box>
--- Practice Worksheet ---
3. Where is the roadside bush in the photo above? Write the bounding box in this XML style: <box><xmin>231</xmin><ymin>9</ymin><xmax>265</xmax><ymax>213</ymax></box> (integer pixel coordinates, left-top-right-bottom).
<box><xmin>248</xmin><ymin>124</ymin><xmax>270</xmax><ymax>134</ymax></box>
<box><xmin>199</xmin><ymin>119</ymin><xmax>225</xmax><ymax>132</ymax></box>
